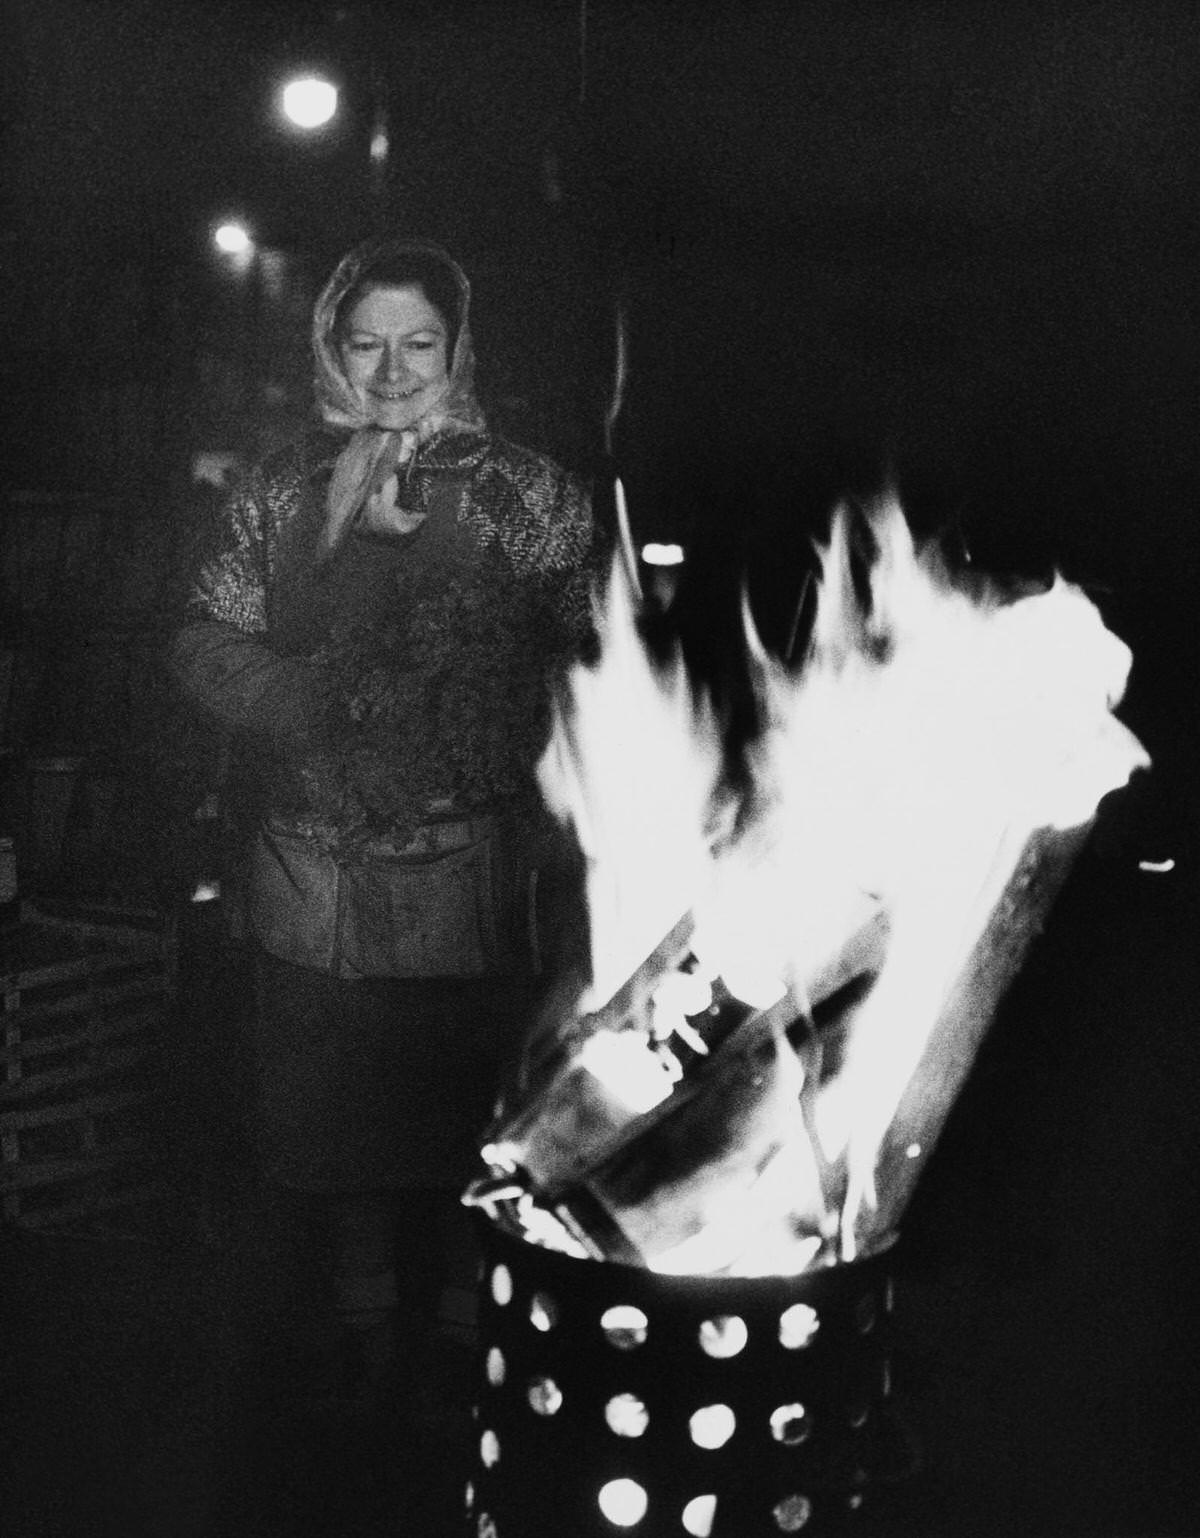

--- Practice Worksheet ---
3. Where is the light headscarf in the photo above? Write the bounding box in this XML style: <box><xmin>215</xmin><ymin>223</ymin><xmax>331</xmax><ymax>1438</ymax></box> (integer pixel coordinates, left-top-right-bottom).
<box><xmin>311</xmin><ymin>238</ymin><xmax>487</xmax><ymax>551</ymax></box>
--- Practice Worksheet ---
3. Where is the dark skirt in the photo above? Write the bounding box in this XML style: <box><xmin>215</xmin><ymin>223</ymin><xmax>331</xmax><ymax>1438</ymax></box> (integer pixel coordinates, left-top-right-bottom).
<box><xmin>251</xmin><ymin>948</ymin><xmax>540</xmax><ymax>1193</ymax></box>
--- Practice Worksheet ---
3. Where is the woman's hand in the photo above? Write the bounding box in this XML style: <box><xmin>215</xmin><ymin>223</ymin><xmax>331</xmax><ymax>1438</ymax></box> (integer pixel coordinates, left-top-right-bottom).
<box><xmin>358</xmin><ymin>468</ymin><xmax>428</xmax><ymax>536</ymax></box>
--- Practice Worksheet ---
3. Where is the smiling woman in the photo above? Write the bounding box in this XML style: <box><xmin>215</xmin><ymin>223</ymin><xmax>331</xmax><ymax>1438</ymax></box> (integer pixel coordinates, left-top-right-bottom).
<box><xmin>310</xmin><ymin>240</ymin><xmax>487</xmax><ymax>556</ymax></box>
<box><xmin>338</xmin><ymin>286</ymin><xmax>449</xmax><ymax>434</ymax></box>
<box><xmin>329</xmin><ymin>280</ymin><xmax>453</xmax><ymax>538</ymax></box>
<box><xmin>166</xmin><ymin>234</ymin><xmax>604</xmax><ymax>1417</ymax></box>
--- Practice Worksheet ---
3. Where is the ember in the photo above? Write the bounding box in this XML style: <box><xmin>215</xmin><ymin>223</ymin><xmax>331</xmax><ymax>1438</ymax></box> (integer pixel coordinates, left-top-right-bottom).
<box><xmin>467</xmin><ymin>494</ymin><xmax>1149</xmax><ymax>1278</ymax></box>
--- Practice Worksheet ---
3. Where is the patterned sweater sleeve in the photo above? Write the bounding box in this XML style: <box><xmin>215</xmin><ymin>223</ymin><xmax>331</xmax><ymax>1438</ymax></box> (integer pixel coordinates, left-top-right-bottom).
<box><xmin>540</xmin><ymin>472</ymin><xmax>601</xmax><ymax>651</ymax></box>
<box><xmin>488</xmin><ymin>449</ymin><xmax>605</xmax><ymax>658</ymax></box>
<box><xmin>167</xmin><ymin>462</ymin><xmax>334</xmax><ymax>755</ymax></box>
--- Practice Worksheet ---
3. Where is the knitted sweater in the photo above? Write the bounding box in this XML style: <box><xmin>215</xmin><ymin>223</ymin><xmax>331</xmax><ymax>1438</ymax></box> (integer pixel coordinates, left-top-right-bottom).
<box><xmin>170</xmin><ymin>426</ymin><xmax>599</xmax><ymax>852</ymax></box>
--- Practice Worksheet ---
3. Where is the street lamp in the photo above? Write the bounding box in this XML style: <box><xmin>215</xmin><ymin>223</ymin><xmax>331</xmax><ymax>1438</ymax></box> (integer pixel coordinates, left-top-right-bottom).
<box><xmin>276</xmin><ymin>53</ymin><xmax>388</xmax><ymax>218</ymax></box>
<box><xmin>280</xmin><ymin>74</ymin><xmax>339</xmax><ymax>130</ymax></box>
<box><xmin>213</xmin><ymin>221</ymin><xmax>253</xmax><ymax>255</ymax></box>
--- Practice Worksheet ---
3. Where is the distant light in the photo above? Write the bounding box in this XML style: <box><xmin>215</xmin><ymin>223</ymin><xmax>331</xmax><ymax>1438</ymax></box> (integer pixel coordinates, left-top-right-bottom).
<box><xmin>1139</xmin><ymin>858</ymin><xmax>1176</xmax><ymax>874</ymax></box>
<box><xmin>214</xmin><ymin>222</ymin><xmax>252</xmax><ymax>255</ymax></box>
<box><xmin>906</xmin><ymin>1142</ymin><xmax>922</xmax><ymax>1159</ymax></box>
<box><xmin>282</xmin><ymin>75</ymin><xmax>338</xmax><ymax>129</ymax></box>
<box><xmin>192</xmin><ymin>451</ymin><xmax>239</xmax><ymax>488</ymax></box>
<box><xmin>642</xmin><ymin>542</ymin><xmax>685</xmax><ymax>567</ymax></box>
<box><xmin>369</xmin><ymin>127</ymin><xmax>389</xmax><ymax>165</ymax></box>
<box><xmin>190</xmin><ymin>881</ymin><xmax>221</xmax><ymax>904</ymax></box>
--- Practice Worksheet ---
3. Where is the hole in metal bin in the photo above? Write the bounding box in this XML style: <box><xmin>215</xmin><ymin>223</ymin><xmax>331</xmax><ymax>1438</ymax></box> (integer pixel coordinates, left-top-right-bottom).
<box><xmin>486</xmin><ymin>1347</ymin><xmax>506</xmax><ymax>1387</ymax></box>
<box><xmin>773</xmin><ymin>1493</ymin><xmax>813</xmax><ymax>1531</ymax></box>
<box><xmin>471</xmin><ymin>1221</ymin><xmax>902</xmax><ymax>1534</ymax></box>
<box><xmin>491</xmin><ymin>1265</ymin><xmax>513</xmax><ymax>1307</ymax></box>
<box><xmin>698</xmin><ymin>1315</ymin><xmax>748</xmax><ymax>1359</ymax></box>
<box><xmin>598</xmin><ymin>1478</ymin><xmax>649</xmax><ymax>1527</ymax></box>
<box><xmin>855</xmin><ymin>1294</ymin><xmax>877</xmax><ymax>1334</ymax></box>
<box><xmin>480</xmin><ymin>1429</ymin><xmax>501</xmax><ymax>1468</ymax></box>
<box><xmin>881</xmin><ymin>1357</ymin><xmax>893</xmax><ymax>1397</ymax></box>
<box><xmin>847</xmin><ymin>1393</ymin><xmax>870</xmax><ymax>1429</ymax></box>
<box><xmin>605</xmin><ymin>1392</ymin><xmax>649</xmax><ymax>1438</ymax></box>
<box><xmin>847</xmin><ymin>1493</ymin><xmax>865</xmax><ymax>1511</ymax></box>
<box><xmin>600</xmin><ymin>1303</ymin><xmax>649</xmax><ymax>1350</ymax></box>
<box><xmin>682</xmin><ymin>1494</ymin><xmax>718</xmax><ymax>1536</ymax></box>
<box><xmin>690</xmin><ymin>1404</ymin><xmax>736</xmax><ymax>1450</ymax></box>
<box><xmin>464</xmin><ymin>1480</ymin><xmax>474</xmax><ymax>1510</ymax></box>
<box><xmin>778</xmin><ymin>1303</ymin><xmax>820</xmax><ymax>1350</ymax></box>
<box><xmin>885</xmin><ymin>1276</ymin><xmax>895</xmax><ymax>1314</ymax></box>
<box><xmin>477</xmin><ymin>1514</ymin><xmax>498</xmax><ymax>1538</ymax></box>
<box><xmin>530</xmin><ymin>1291</ymin><xmax>559</xmax><ymax>1332</ymax></box>
<box><xmin>527</xmin><ymin>1376</ymin><xmax>563</xmax><ymax>1416</ymax></box>
<box><xmin>769</xmin><ymin>1403</ymin><xmax>811</xmax><ymax>1446</ymax></box>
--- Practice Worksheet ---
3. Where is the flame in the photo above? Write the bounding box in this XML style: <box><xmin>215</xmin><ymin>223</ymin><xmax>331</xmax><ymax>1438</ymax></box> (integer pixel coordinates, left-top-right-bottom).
<box><xmin>538</xmin><ymin>539</ymin><xmax>729</xmax><ymax>1011</ymax></box>
<box><xmin>738</xmin><ymin>501</ymin><xmax>1148</xmax><ymax>1254</ymax></box>
<box><xmin>521</xmin><ymin>493</ymin><xmax>1148</xmax><ymax>1272</ymax></box>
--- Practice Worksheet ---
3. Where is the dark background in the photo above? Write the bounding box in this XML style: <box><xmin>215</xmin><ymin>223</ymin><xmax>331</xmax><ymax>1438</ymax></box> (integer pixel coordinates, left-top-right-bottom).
<box><xmin>2</xmin><ymin>0</ymin><xmax>1197</xmax><ymax>757</ymax></box>
<box><xmin>1</xmin><ymin>3</ymin><xmax>1198</xmax><ymax>1535</ymax></box>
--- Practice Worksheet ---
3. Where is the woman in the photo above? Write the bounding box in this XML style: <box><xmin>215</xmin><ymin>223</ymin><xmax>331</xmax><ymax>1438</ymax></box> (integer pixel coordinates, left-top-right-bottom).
<box><xmin>169</xmin><ymin>237</ymin><xmax>598</xmax><ymax>1406</ymax></box>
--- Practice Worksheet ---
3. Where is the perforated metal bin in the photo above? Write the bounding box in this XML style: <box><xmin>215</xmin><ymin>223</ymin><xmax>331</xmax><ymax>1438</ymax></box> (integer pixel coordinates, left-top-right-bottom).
<box><xmin>466</xmin><ymin>1216</ymin><xmax>913</xmax><ymax>1537</ymax></box>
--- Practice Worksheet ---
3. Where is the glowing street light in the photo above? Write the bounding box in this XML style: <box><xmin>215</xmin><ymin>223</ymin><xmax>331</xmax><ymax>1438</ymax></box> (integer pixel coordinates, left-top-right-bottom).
<box><xmin>281</xmin><ymin>74</ymin><xmax>339</xmax><ymax>129</ymax></box>
<box><xmin>213</xmin><ymin>221</ymin><xmax>253</xmax><ymax>255</ymax></box>
<box><xmin>276</xmin><ymin>63</ymin><xmax>388</xmax><ymax>210</ymax></box>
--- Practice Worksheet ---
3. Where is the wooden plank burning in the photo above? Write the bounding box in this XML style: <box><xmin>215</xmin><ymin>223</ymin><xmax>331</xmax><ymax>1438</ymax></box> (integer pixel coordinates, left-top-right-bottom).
<box><xmin>467</xmin><ymin>497</ymin><xmax>1149</xmax><ymax>1277</ymax></box>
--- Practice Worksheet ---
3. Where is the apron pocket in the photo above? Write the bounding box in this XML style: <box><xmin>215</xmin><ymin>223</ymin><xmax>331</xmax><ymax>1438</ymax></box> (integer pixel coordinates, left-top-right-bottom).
<box><xmin>340</xmin><ymin>839</ymin><xmax>500</xmax><ymax>979</ymax></box>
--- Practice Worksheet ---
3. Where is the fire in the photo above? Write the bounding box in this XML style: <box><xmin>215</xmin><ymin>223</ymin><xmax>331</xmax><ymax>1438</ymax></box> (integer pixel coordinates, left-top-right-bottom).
<box><xmin>739</xmin><ymin>505</ymin><xmax>1147</xmax><ymax>1255</ymax></box>
<box><xmin>471</xmin><ymin>493</ymin><xmax>1148</xmax><ymax>1275</ymax></box>
<box><xmin>536</xmin><ymin>536</ymin><xmax>728</xmax><ymax>1012</ymax></box>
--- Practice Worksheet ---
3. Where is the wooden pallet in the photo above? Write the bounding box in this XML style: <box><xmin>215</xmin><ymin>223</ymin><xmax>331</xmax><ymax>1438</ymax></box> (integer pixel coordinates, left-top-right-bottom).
<box><xmin>1</xmin><ymin>906</ymin><xmax>175</xmax><ymax>1229</ymax></box>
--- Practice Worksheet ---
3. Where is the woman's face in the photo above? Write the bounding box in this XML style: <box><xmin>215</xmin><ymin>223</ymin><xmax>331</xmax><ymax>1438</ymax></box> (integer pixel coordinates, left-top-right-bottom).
<box><xmin>337</xmin><ymin>283</ymin><xmax>451</xmax><ymax>430</ymax></box>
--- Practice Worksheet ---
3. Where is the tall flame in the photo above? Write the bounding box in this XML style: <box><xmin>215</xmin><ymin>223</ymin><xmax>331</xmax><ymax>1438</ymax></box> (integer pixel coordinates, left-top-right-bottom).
<box><xmin>538</xmin><ymin>537</ymin><xmax>730</xmax><ymax>1012</ymax></box>
<box><xmin>524</xmin><ymin>493</ymin><xmax>1148</xmax><ymax>1272</ymax></box>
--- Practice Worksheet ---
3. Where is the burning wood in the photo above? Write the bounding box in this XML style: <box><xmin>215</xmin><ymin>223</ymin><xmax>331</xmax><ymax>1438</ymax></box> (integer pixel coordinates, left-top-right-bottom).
<box><xmin>466</xmin><ymin>495</ymin><xmax>1149</xmax><ymax>1277</ymax></box>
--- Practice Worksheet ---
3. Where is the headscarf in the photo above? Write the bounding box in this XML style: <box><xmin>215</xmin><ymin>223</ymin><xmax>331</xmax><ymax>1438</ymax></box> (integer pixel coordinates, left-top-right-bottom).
<box><xmin>311</xmin><ymin>238</ymin><xmax>487</xmax><ymax>552</ymax></box>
